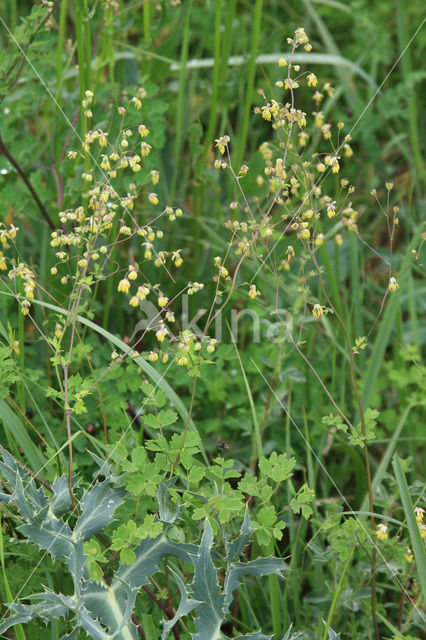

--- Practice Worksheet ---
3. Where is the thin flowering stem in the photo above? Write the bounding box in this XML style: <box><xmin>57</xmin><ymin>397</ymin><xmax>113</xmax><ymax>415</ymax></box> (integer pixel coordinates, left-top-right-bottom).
<box><xmin>225</xmin><ymin>145</ymin><xmax>256</xmax><ymax>221</ymax></box>
<box><xmin>62</xmin><ymin>265</ymin><xmax>89</xmax><ymax>505</ymax></box>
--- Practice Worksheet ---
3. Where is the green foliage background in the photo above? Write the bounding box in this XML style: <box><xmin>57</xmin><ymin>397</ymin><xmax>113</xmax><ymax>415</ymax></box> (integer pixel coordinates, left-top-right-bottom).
<box><xmin>0</xmin><ymin>1</ymin><xmax>424</xmax><ymax>639</ymax></box>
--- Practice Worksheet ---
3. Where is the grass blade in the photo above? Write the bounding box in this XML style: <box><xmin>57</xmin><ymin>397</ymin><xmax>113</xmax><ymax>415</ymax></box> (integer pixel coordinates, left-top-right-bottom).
<box><xmin>0</xmin><ymin>400</ymin><xmax>45</xmax><ymax>471</ymax></box>
<box><xmin>392</xmin><ymin>453</ymin><xmax>426</xmax><ymax>600</ymax></box>
<box><xmin>235</xmin><ymin>0</ymin><xmax>263</xmax><ymax>168</ymax></box>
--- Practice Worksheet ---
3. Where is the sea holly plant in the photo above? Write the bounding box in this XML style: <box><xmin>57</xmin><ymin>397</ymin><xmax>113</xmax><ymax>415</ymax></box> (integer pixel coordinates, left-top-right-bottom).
<box><xmin>0</xmin><ymin>446</ymin><xmax>290</xmax><ymax>639</ymax></box>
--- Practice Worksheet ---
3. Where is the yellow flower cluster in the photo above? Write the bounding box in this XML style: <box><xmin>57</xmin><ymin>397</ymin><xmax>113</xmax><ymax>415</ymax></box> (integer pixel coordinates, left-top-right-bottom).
<box><xmin>215</xmin><ymin>135</ymin><xmax>230</xmax><ymax>155</ymax></box>
<box><xmin>375</xmin><ymin>524</ymin><xmax>388</xmax><ymax>541</ymax></box>
<box><xmin>312</xmin><ymin>304</ymin><xmax>324</xmax><ymax>319</ymax></box>
<box><xmin>7</xmin><ymin>262</ymin><xmax>37</xmax><ymax>315</ymax></box>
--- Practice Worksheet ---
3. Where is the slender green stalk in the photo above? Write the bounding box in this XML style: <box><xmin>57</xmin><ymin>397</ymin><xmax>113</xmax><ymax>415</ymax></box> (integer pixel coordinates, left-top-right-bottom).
<box><xmin>235</xmin><ymin>0</ymin><xmax>263</xmax><ymax>168</ymax></box>
<box><xmin>102</xmin><ymin>219</ymin><xmax>119</xmax><ymax>329</ymax></box>
<box><xmin>392</xmin><ymin>454</ymin><xmax>426</xmax><ymax>600</ymax></box>
<box><xmin>219</xmin><ymin>0</ymin><xmax>237</xmax><ymax>80</ymax></box>
<box><xmin>265</xmin><ymin>541</ymin><xmax>281</xmax><ymax>634</ymax></box>
<box><xmin>349</xmin><ymin>232</ymin><xmax>363</xmax><ymax>357</ymax></box>
<box><xmin>102</xmin><ymin>0</ymin><xmax>115</xmax><ymax>83</ymax></box>
<box><xmin>198</xmin><ymin>0</ymin><xmax>222</xmax><ymax>174</ymax></box>
<box><xmin>143</xmin><ymin>2</ymin><xmax>151</xmax><ymax>46</ymax></box>
<box><xmin>55</xmin><ymin>0</ymin><xmax>68</xmax><ymax>160</ymax></box>
<box><xmin>396</xmin><ymin>0</ymin><xmax>424</xmax><ymax>191</ymax></box>
<box><xmin>74</xmin><ymin>0</ymin><xmax>87</xmax><ymax>147</ymax></box>
<box><xmin>56</xmin><ymin>1</ymin><xmax>68</xmax><ymax>101</ymax></box>
<box><xmin>319</xmin><ymin>238</ymin><xmax>345</xmax><ymax>321</ymax></box>
<box><xmin>192</xmin><ymin>182</ymin><xmax>204</xmax><ymax>267</ymax></box>
<box><xmin>288</xmin><ymin>518</ymin><xmax>308</xmax><ymax>627</ymax></box>
<box><xmin>141</xmin><ymin>614</ymin><xmax>157</xmax><ymax>640</ymax></box>
<box><xmin>9</xmin><ymin>0</ymin><xmax>18</xmax><ymax>31</ymax></box>
<box><xmin>322</xmin><ymin>549</ymin><xmax>354</xmax><ymax>640</ymax></box>
<box><xmin>17</xmin><ymin>282</ymin><xmax>25</xmax><ymax>415</ymax></box>
<box><xmin>407</xmin><ymin>272</ymin><xmax>419</xmax><ymax>347</ymax></box>
<box><xmin>302</xmin><ymin>407</ymin><xmax>319</xmax><ymax>519</ymax></box>
<box><xmin>82</xmin><ymin>0</ymin><xmax>91</xmax><ymax>90</ymax></box>
<box><xmin>360</xmin><ymin>403</ymin><xmax>413</xmax><ymax>513</ymax></box>
<box><xmin>171</xmin><ymin>1</ymin><xmax>192</xmax><ymax>195</ymax></box>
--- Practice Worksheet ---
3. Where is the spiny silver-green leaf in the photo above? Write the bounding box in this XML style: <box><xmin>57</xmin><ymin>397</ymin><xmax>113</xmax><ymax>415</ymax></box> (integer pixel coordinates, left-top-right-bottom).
<box><xmin>78</xmin><ymin>602</ymin><xmax>139</xmax><ymax>639</ymax></box>
<box><xmin>76</xmin><ymin>605</ymin><xmax>112</xmax><ymax>640</ymax></box>
<box><xmin>0</xmin><ymin>446</ymin><xmax>28</xmax><ymax>487</ymax></box>
<box><xmin>74</xmin><ymin>481</ymin><xmax>126</xmax><ymax>540</ymax></box>
<box><xmin>115</xmin><ymin>535</ymin><xmax>197</xmax><ymax>590</ymax></box>
<box><xmin>20</xmin><ymin>516</ymin><xmax>74</xmax><ymax>559</ymax></box>
<box><xmin>281</xmin><ymin>624</ymin><xmax>293</xmax><ymax>640</ymax></box>
<box><xmin>226</xmin><ymin>507</ymin><xmax>251</xmax><ymax>563</ymax></box>
<box><xmin>0</xmin><ymin>490</ymin><xmax>12</xmax><ymax>503</ymax></box>
<box><xmin>14</xmin><ymin>472</ymin><xmax>46</xmax><ymax>523</ymax></box>
<box><xmin>223</xmin><ymin>557</ymin><xmax>288</xmax><ymax>611</ymax></box>
<box><xmin>190</xmin><ymin>519</ymin><xmax>224</xmax><ymax>640</ymax></box>
<box><xmin>50</xmin><ymin>475</ymin><xmax>72</xmax><ymax>516</ymax></box>
<box><xmin>0</xmin><ymin>599</ymin><xmax>68</xmax><ymax>635</ymax></box>
<box><xmin>161</xmin><ymin>571</ymin><xmax>200</xmax><ymax>640</ymax></box>
<box><xmin>81</xmin><ymin>579</ymin><xmax>137</xmax><ymax>638</ymax></box>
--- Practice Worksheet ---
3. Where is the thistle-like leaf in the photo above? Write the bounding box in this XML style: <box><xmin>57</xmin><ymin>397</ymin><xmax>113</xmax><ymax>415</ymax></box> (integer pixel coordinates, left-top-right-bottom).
<box><xmin>74</xmin><ymin>480</ymin><xmax>126</xmax><ymax>540</ymax></box>
<box><xmin>161</xmin><ymin>571</ymin><xmax>200</xmax><ymax>640</ymax></box>
<box><xmin>114</xmin><ymin>535</ymin><xmax>197</xmax><ymax>590</ymax></box>
<box><xmin>190</xmin><ymin>519</ymin><xmax>225</xmax><ymax>640</ymax></box>
<box><xmin>13</xmin><ymin>472</ymin><xmax>46</xmax><ymax>523</ymax></box>
<box><xmin>226</xmin><ymin>507</ymin><xmax>252</xmax><ymax>563</ymax></box>
<box><xmin>50</xmin><ymin>475</ymin><xmax>72</xmax><ymax>516</ymax></box>
<box><xmin>281</xmin><ymin>624</ymin><xmax>293</xmax><ymax>639</ymax></box>
<box><xmin>81</xmin><ymin>579</ymin><xmax>137</xmax><ymax>638</ymax></box>
<box><xmin>0</xmin><ymin>446</ymin><xmax>27</xmax><ymax>487</ymax></box>
<box><xmin>223</xmin><ymin>557</ymin><xmax>288</xmax><ymax>611</ymax></box>
<box><xmin>20</xmin><ymin>515</ymin><xmax>74</xmax><ymax>560</ymax></box>
<box><xmin>0</xmin><ymin>490</ymin><xmax>12</xmax><ymax>503</ymax></box>
<box><xmin>76</xmin><ymin>605</ymin><xmax>113</xmax><ymax>640</ymax></box>
<box><xmin>190</xmin><ymin>518</ymin><xmax>288</xmax><ymax>640</ymax></box>
<box><xmin>0</xmin><ymin>598</ymin><xmax>68</xmax><ymax>635</ymax></box>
